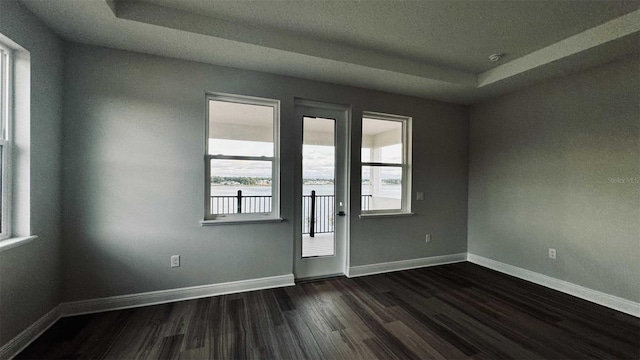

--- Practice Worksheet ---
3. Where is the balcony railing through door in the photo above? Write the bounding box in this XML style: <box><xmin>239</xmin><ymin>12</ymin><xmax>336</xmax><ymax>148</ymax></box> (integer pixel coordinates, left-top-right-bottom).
<box><xmin>210</xmin><ymin>190</ymin><xmax>371</xmax><ymax>235</ymax></box>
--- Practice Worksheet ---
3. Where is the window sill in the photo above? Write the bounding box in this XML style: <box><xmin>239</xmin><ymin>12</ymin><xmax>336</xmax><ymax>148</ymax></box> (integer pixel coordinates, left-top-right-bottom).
<box><xmin>201</xmin><ymin>218</ymin><xmax>284</xmax><ymax>226</ymax></box>
<box><xmin>359</xmin><ymin>212</ymin><xmax>414</xmax><ymax>219</ymax></box>
<box><xmin>0</xmin><ymin>235</ymin><xmax>39</xmax><ymax>253</ymax></box>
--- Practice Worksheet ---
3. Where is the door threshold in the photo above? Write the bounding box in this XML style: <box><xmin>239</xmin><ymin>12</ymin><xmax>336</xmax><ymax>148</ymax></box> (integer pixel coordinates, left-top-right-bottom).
<box><xmin>294</xmin><ymin>273</ymin><xmax>346</xmax><ymax>283</ymax></box>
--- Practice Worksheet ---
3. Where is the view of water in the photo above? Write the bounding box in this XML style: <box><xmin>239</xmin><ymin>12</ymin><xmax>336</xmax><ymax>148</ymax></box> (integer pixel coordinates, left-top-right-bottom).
<box><xmin>210</xmin><ymin>184</ymin><xmax>401</xmax><ymax>220</ymax></box>
<box><xmin>210</xmin><ymin>184</ymin><xmax>333</xmax><ymax>196</ymax></box>
<box><xmin>211</xmin><ymin>184</ymin><xmax>401</xmax><ymax>197</ymax></box>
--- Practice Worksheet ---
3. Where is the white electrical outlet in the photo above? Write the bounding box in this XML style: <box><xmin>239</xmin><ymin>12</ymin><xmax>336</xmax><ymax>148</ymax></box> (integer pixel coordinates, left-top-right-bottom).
<box><xmin>171</xmin><ymin>255</ymin><xmax>180</xmax><ymax>267</ymax></box>
<box><xmin>548</xmin><ymin>248</ymin><xmax>556</xmax><ymax>259</ymax></box>
<box><xmin>425</xmin><ymin>234</ymin><xmax>431</xmax><ymax>243</ymax></box>
<box><xmin>416</xmin><ymin>192</ymin><xmax>425</xmax><ymax>201</ymax></box>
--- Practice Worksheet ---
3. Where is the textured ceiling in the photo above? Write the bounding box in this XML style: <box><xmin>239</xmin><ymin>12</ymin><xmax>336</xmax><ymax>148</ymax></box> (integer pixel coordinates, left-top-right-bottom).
<box><xmin>19</xmin><ymin>0</ymin><xmax>640</xmax><ymax>104</ymax></box>
<box><xmin>142</xmin><ymin>0</ymin><xmax>639</xmax><ymax>73</ymax></box>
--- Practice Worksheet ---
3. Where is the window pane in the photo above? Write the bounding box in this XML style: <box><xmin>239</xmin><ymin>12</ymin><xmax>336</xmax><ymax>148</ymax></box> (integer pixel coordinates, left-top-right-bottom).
<box><xmin>361</xmin><ymin>165</ymin><xmax>402</xmax><ymax>211</ymax></box>
<box><xmin>379</xmin><ymin>144</ymin><xmax>402</xmax><ymax>163</ymax></box>
<box><xmin>302</xmin><ymin>116</ymin><xmax>335</xmax><ymax>257</ymax></box>
<box><xmin>209</xmin><ymin>139</ymin><xmax>273</xmax><ymax>157</ymax></box>
<box><xmin>303</xmin><ymin>117</ymin><xmax>335</xmax><ymax>194</ymax></box>
<box><xmin>362</xmin><ymin>118</ymin><xmax>402</xmax><ymax>164</ymax></box>
<box><xmin>361</xmin><ymin>148</ymin><xmax>371</xmax><ymax>163</ymax></box>
<box><xmin>209</xmin><ymin>159</ymin><xmax>272</xmax><ymax>214</ymax></box>
<box><xmin>362</xmin><ymin>144</ymin><xmax>402</xmax><ymax>163</ymax></box>
<box><xmin>208</xmin><ymin>100</ymin><xmax>274</xmax><ymax>157</ymax></box>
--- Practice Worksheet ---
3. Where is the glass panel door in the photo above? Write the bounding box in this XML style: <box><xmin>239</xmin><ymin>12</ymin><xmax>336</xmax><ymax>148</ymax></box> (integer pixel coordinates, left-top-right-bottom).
<box><xmin>302</xmin><ymin>116</ymin><xmax>335</xmax><ymax>257</ymax></box>
<box><xmin>294</xmin><ymin>101</ymin><xmax>349</xmax><ymax>279</ymax></box>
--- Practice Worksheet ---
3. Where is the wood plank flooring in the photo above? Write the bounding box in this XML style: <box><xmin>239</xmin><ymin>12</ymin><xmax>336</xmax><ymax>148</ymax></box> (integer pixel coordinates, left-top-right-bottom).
<box><xmin>16</xmin><ymin>262</ymin><xmax>639</xmax><ymax>359</ymax></box>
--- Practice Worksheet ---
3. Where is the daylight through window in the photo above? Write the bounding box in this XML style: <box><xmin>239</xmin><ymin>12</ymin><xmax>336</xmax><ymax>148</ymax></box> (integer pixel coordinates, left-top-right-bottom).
<box><xmin>205</xmin><ymin>94</ymin><xmax>280</xmax><ymax>221</ymax></box>
<box><xmin>361</xmin><ymin>112</ymin><xmax>411</xmax><ymax>214</ymax></box>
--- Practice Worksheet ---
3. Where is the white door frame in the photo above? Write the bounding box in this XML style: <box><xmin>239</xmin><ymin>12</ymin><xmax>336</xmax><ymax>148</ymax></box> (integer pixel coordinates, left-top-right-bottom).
<box><xmin>294</xmin><ymin>99</ymin><xmax>350</xmax><ymax>279</ymax></box>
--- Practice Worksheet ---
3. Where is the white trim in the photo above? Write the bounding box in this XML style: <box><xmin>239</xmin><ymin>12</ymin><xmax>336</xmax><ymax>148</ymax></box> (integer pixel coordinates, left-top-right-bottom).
<box><xmin>342</xmin><ymin>105</ymin><xmax>352</xmax><ymax>277</ymax></box>
<box><xmin>0</xmin><ymin>44</ymin><xmax>10</xmax><ymax>141</ymax></box>
<box><xmin>3</xmin><ymin>257</ymin><xmax>638</xmax><ymax>358</ymax></box>
<box><xmin>210</xmin><ymin>155</ymin><xmax>274</xmax><ymax>161</ymax></box>
<box><xmin>347</xmin><ymin>253</ymin><xmax>467</xmax><ymax>278</ymax></box>
<box><xmin>200</xmin><ymin>217</ymin><xmax>284</xmax><ymax>226</ymax></box>
<box><xmin>358</xmin><ymin>212</ymin><xmax>414</xmax><ymax>219</ymax></box>
<box><xmin>58</xmin><ymin>274</ymin><xmax>295</xmax><ymax>317</ymax></box>
<box><xmin>0</xmin><ymin>235</ymin><xmax>37</xmax><ymax>252</ymax></box>
<box><xmin>360</xmin><ymin>112</ymin><xmax>412</xmax><ymax>216</ymax></box>
<box><xmin>204</xmin><ymin>93</ymin><xmax>281</xmax><ymax>222</ymax></box>
<box><xmin>294</xmin><ymin>102</ymin><xmax>350</xmax><ymax>279</ymax></box>
<box><xmin>0</xmin><ymin>274</ymin><xmax>294</xmax><ymax>358</ymax></box>
<box><xmin>0</xmin><ymin>306</ymin><xmax>60</xmax><ymax>360</ymax></box>
<box><xmin>362</xmin><ymin>111</ymin><xmax>411</xmax><ymax>122</ymax></box>
<box><xmin>467</xmin><ymin>253</ymin><xmax>640</xmax><ymax>318</ymax></box>
<box><xmin>0</xmin><ymin>43</ymin><xmax>12</xmax><ymax>240</ymax></box>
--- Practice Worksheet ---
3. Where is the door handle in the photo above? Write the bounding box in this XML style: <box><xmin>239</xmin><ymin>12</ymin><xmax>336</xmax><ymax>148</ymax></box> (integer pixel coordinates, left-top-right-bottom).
<box><xmin>337</xmin><ymin>211</ymin><xmax>346</xmax><ymax>216</ymax></box>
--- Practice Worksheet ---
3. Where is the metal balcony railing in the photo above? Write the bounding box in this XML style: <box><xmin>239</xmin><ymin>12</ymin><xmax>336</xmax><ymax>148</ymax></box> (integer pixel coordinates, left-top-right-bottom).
<box><xmin>302</xmin><ymin>191</ymin><xmax>333</xmax><ymax>236</ymax></box>
<box><xmin>210</xmin><ymin>190</ymin><xmax>372</xmax><ymax>235</ymax></box>
<box><xmin>209</xmin><ymin>190</ymin><xmax>272</xmax><ymax>214</ymax></box>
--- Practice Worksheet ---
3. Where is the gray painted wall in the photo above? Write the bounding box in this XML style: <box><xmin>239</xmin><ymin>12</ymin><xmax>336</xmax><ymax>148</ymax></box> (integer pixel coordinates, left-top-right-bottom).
<box><xmin>1</xmin><ymin>4</ymin><xmax>636</xmax><ymax>347</ymax></box>
<box><xmin>469</xmin><ymin>56</ymin><xmax>639</xmax><ymax>302</ymax></box>
<box><xmin>61</xmin><ymin>43</ymin><xmax>468</xmax><ymax>302</ymax></box>
<box><xmin>0</xmin><ymin>0</ymin><xmax>63</xmax><ymax>347</ymax></box>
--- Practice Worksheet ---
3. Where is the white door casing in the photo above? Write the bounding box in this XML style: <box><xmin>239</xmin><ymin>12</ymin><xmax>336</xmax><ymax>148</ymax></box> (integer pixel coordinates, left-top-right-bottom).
<box><xmin>294</xmin><ymin>100</ymin><xmax>350</xmax><ymax>279</ymax></box>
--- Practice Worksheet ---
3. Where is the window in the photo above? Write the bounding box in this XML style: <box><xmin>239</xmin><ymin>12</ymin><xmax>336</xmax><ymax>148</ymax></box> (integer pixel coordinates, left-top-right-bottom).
<box><xmin>204</xmin><ymin>94</ymin><xmax>280</xmax><ymax>222</ymax></box>
<box><xmin>361</xmin><ymin>112</ymin><xmax>411</xmax><ymax>215</ymax></box>
<box><xmin>0</xmin><ymin>43</ymin><xmax>11</xmax><ymax>239</ymax></box>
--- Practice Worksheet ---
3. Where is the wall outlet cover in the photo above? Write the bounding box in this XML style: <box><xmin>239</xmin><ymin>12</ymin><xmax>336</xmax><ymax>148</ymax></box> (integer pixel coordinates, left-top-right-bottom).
<box><xmin>171</xmin><ymin>255</ymin><xmax>180</xmax><ymax>267</ymax></box>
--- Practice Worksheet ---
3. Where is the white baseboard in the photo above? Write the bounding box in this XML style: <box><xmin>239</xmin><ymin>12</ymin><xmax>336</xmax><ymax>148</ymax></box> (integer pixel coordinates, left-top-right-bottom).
<box><xmin>4</xmin><ymin>255</ymin><xmax>637</xmax><ymax>359</ymax></box>
<box><xmin>0</xmin><ymin>306</ymin><xmax>60</xmax><ymax>360</ymax></box>
<box><xmin>467</xmin><ymin>253</ymin><xmax>640</xmax><ymax>318</ymax></box>
<box><xmin>347</xmin><ymin>252</ymin><xmax>467</xmax><ymax>278</ymax></box>
<box><xmin>59</xmin><ymin>273</ymin><xmax>295</xmax><ymax>317</ymax></box>
<box><xmin>1</xmin><ymin>274</ymin><xmax>294</xmax><ymax>358</ymax></box>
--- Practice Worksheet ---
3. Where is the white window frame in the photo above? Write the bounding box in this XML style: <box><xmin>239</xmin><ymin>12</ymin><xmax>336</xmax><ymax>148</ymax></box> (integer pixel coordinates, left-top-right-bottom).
<box><xmin>202</xmin><ymin>93</ymin><xmax>281</xmax><ymax>224</ymax></box>
<box><xmin>360</xmin><ymin>111</ymin><xmax>412</xmax><ymax>216</ymax></box>
<box><xmin>0</xmin><ymin>43</ymin><xmax>12</xmax><ymax>239</ymax></box>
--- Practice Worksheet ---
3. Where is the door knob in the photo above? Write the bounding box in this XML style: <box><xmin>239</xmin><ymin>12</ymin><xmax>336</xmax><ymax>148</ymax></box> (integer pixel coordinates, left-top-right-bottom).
<box><xmin>337</xmin><ymin>211</ymin><xmax>346</xmax><ymax>216</ymax></box>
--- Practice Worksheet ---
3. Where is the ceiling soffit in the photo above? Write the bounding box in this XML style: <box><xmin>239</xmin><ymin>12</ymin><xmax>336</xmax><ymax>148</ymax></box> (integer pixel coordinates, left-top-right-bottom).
<box><xmin>110</xmin><ymin>1</ymin><xmax>640</xmax><ymax>103</ymax></box>
<box><xmin>18</xmin><ymin>0</ymin><xmax>640</xmax><ymax>104</ymax></box>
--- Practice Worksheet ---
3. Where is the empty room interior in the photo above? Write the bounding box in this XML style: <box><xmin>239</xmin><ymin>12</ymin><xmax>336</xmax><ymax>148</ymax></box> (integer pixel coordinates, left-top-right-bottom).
<box><xmin>0</xmin><ymin>0</ymin><xmax>638</xmax><ymax>358</ymax></box>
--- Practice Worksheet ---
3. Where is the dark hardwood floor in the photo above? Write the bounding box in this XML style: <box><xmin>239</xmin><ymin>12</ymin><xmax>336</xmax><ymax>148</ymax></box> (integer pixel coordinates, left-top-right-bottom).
<box><xmin>16</xmin><ymin>262</ymin><xmax>639</xmax><ymax>359</ymax></box>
